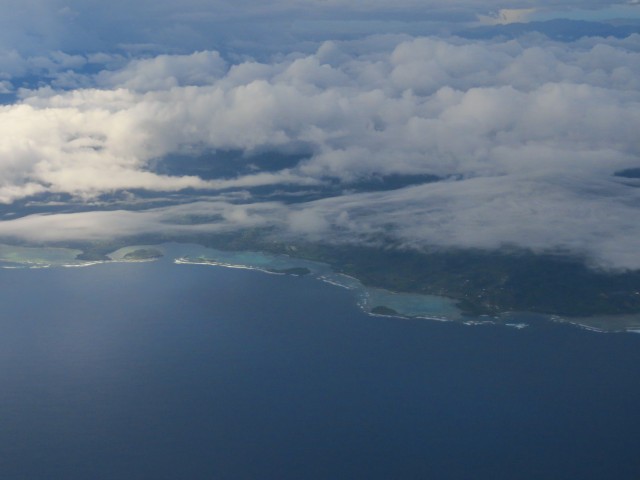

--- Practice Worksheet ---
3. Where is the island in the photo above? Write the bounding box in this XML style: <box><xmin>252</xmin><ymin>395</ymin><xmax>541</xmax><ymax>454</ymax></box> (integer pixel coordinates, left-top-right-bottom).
<box><xmin>58</xmin><ymin>228</ymin><xmax>640</xmax><ymax>331</ymax></box>
<box><xmin>266</xmin><ymin>267</ymin><xmax>311</xmax><ymax>276</ymax></box>
<box><xmin>370</xmin><ymin>306</ymin><xmax>400</xmax><ymax>316</ymax></box>
<box><xmin>123</xmin><ymin>248</ymin><xmax>164</xmax><ymax>261</ymax></box>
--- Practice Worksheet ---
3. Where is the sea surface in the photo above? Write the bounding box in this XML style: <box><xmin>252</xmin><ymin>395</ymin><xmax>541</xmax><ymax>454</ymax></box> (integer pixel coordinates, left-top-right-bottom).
<box><xmin>1</xmin><ymin>255</ymin><xmax>640</xmax><ymax>479</ymax></box>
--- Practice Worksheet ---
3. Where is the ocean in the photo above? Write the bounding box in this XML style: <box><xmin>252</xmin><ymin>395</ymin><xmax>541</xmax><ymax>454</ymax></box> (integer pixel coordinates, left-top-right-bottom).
<box><xmin>1</xmin><ymin>256</ymin><xmax>640</xmax><ymax>479</ymax></box>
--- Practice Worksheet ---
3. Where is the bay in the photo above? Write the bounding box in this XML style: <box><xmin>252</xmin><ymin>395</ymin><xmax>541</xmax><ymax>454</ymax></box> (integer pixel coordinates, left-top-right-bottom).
<box><xmin>1</xmin><ymin>258</ymin><xmax>640</xmax><ymax>479</ymax></box>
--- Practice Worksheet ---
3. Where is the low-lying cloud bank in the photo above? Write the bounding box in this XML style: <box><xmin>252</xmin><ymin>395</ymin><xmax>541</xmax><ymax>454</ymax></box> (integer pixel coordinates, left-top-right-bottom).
<box><xmin>1</xmin><ymin>34</ymin><xmax>639</xmax><ymax>269</ymax></box>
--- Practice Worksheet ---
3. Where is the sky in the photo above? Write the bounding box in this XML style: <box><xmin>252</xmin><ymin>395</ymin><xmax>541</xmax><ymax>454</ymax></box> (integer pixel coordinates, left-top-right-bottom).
<box><xmin>0</xmin><ymin>0</ymin><xmax>639</xmax><ymax>270</ymax></box>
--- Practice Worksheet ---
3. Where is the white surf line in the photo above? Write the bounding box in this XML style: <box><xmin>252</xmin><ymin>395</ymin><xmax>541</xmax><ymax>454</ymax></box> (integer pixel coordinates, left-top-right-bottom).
<box><xmin>174</xmin><ymin>257</ymin><xmax>286</xmax><ymax>275</ymax></box>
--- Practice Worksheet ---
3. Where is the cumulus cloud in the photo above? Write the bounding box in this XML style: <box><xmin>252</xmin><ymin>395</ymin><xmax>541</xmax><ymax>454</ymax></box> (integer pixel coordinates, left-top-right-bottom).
<box><xmin>1</xmin><ymin>32</ymin><xmax>640</xmax><ymax>269</ymax></box>
<box><xmin>95</xmin><ymin>51</ymin><xmax>228</xmax><ymax>91</ymax></box>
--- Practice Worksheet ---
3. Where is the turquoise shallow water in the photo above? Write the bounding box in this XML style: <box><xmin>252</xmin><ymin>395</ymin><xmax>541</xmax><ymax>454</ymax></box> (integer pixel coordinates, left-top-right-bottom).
<box><xmin>4</xmin><ymin>242</ymin><xmax>639</xmax><ymax>330</ymax></box>
<box><xmin>161</xmin><ymin>243</ymin><xmax>463</xmax><ymax>321</ymax></box>
<box><xmin>0</xmin><ymin>244</ymin><xmax>83</xmax><ymax>266</ymax></box>
<box><xmin>363</xmin><ymin>287</ymin><xmax>460</xmax><ymax>319</ymax></box>
<box><xmin>1</xmin><ymin>241</ymin><xmax>462</xmax><ymax>321</ymax></box>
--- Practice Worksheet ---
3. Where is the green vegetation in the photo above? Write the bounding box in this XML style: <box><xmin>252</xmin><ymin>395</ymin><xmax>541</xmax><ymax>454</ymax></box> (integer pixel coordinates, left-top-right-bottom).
<box><xmin>192</xmin><ymin>231</ymin><xmax>640</xmax><ymax>318</ymax></box>
<box><xmin>370</xmin><ymin>306</ymin><xmax>399</xmax><ymax>316</ymax></box>
<box><xmin>267</xmin><ymin>267</ymin><xmax>311</xmax><ymax>276</ymax></box>
<box><xmin>280</xmin><ymin>243</ymin><xmax>640</xmax><ymax>317</ymax></box>
<box><xmin>66</xmin><ymin>228</ymin><xmax>640</xmax><ymax>320</ymax></box>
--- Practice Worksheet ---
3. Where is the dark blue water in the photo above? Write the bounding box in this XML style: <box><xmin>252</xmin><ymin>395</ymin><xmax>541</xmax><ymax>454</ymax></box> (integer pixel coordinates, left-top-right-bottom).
<box><xmin>1</xmin><ymin>259</ymin><xmax>640</xmax><ymax>480</ymax></box>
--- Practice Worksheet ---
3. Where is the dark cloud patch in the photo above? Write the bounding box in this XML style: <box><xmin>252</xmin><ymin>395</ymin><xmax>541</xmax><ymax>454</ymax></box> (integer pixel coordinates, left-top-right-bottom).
<box><xmin>150</xmin><ymin>150</ymin><xmax>311</xmax><ymax>180</ymax></box>
<box><xmin>615</xmin><ymin>168</ymin><xmax>640</xmax><ymax>179</ymax></box>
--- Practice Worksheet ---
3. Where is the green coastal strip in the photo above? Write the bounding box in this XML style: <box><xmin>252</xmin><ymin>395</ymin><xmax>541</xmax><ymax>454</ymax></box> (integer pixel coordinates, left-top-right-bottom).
<box><xmin>4</xmin><ymin>236</ymin><xmax>640</xmax><ymax>332</ymax></box>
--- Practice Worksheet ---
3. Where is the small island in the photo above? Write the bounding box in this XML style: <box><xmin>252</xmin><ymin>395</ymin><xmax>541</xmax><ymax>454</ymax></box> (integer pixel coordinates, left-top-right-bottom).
<box><xmin>266</xmin><ymin>267</ymin><xmax>311</xmax><ymax>276</ymax></box>
<box><xmin>370</xmin><ymin>305</ymin><xmax>399</xmax><ymax>316</ymax></box>
<box><xmin>65</xmin><ymin>231</ymin><xmax>640</xmax><ymax>331</ymax></box>
<box><xmin>123</xmin><ymin>248</ymin><xmax>164</xmax><ymax>261</ymax></box>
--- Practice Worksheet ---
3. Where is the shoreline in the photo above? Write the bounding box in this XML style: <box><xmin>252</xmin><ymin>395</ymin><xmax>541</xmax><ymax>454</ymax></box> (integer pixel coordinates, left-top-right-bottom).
<box><xmin>2</xmin><ymin>242</ymin><xmax>640</xmax><ymax>333</ymax></box>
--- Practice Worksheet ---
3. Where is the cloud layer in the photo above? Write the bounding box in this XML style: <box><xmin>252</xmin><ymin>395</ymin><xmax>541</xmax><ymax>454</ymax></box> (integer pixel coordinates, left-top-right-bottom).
<box><xmin>1</xmin><ymin>1</ymin><xmax>638</xmax><ymax>56</ymax></box>
<box><xmin>1</xmin><ymin>33</ymin><xmax>640</xmax><ymax>269</ymax></box>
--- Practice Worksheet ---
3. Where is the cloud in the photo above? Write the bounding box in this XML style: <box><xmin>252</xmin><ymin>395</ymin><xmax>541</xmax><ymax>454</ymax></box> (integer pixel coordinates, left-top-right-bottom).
<box><xmin>0</xmin><ymin>200</ymin><xmax>285</xmax><ymax>242</ymax></box>
<box><xmin>95</xmin><ymin>51</ymin><xmax>228</xmax><ymax>91</ymax></box>
<box><xmin>477</xmin><ymin>9</ymin><xmax>537</xmax><ymax>26</ymax></box>
<box><xmin>287</xmin><ymin>174</ymin><xmax>640</xmax><ymax>270</ymax></box>
<box><xmin>0</xmin><ymin>1</ymin><xmax>637</xmax><ymax>57</ymax></box>
<box><xmin>0</xmin><ymin>33</ymin><xmax>640</xmax><ymax>269</ymax></box>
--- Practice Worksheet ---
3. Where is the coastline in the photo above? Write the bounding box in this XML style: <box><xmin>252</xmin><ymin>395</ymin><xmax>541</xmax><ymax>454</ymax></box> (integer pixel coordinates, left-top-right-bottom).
<box><xmin>2</xmin><ymin>241</ymin><xmax>640</xmax><ymax>333</ymax></box>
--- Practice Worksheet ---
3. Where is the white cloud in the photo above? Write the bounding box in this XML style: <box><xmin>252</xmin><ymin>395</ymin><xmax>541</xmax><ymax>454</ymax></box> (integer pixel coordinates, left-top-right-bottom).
<box><xmin>95</xmin><ymin>51</ymin><xmax>228</xmax><ymax>92</ymax></box>
<box><xmin>287</xmin><ymin>175</ymin><xmax>640</xmax><ymax>270</ymax></box>
<box><xmin>1</xmin><ymin>33</ymin><xmax>640</xmax><ymax>269</ymax></box>
<box><xmin>0</xmin><ymin>200</ymin><xmax>285</xmax><ymax>241</ymax></box>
